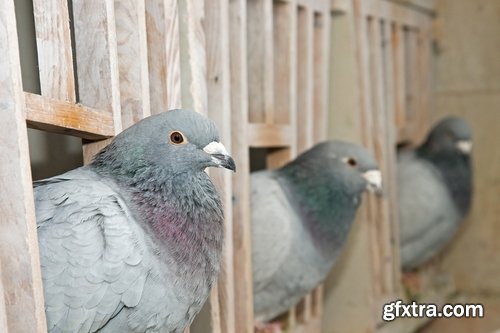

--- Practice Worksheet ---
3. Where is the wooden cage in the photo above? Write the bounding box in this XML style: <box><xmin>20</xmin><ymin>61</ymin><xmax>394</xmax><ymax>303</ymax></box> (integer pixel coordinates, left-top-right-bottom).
<box><xmin>0</xmin><ymin>0</ymin><xmax>443</xmax><ymax>333</ymax></box>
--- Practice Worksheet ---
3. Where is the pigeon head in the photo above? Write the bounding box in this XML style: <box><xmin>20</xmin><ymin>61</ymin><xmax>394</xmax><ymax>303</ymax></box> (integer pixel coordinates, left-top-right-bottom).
<box><xmin>92</xmin><ymin>109</ymin><xmax>236</xmax><ymax>176</ymax></box>
<box><xmin>285</xmin><ymin>140</ymin><xmax>382</xmax><ymax>196</ymax></box>
<box><xmin>324</xmin><ymin>140</ymin><xmax>383</xmax><ymax>195</ymax></box>
<box><xmin>278</xmin><ymin>140</ymin><xmax>382</xmax><ymax>255</ymax></box>
<box><xmin>421</xmin><ymin>116</ymin><xmax>473</xmax><ymax>156</ymax></box>
<box><xmin>417</xmin><ymin>116</ymin><xmax>473</xmax><ymax>217</ymax></box>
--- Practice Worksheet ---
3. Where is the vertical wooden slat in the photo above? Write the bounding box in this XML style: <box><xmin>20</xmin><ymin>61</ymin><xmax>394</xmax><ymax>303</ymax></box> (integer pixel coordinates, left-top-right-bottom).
<box><xmin>205</xmin><ymin>0</ymin><xmax>235</xmax><ymax>332</ymax></box>
<box><xmin>163</xmin><ymin>0</ymin><xmax>183</xmax><ymax>110</ymax></box>
<box><xmin>403</xmin><ymin>27</ymin><xmax>418</xmax><ymax>142</ymax></box>
<box><xmin>313</xmin><ymin>10</ymin><xmax>330</xmax><ymax>143</ymax></box>
<box><xmin>229</xmin><ymin>0</ymin><xmax>254</xmax><ymax>332</ymax></box>
<box><xmin>145</xmin><ymin>0</ymin><xmax>182</xmax><ymax>113</ymax></box>
<box><xmin>32</xmin><ymin>0</ymin><xmax>76</xmax><ymax>102</ymax></box>
<box><xmin>371</xmin><ymin>17</ymin><xmax>395</xmax><ymax>298</ymax></box>
<box><xmin>382</xmin><ymin>20</ymin><xmax>402</xmax><ymax>291</ymax></box>
<box><xmin>0</xmin><ymin>0</ymin><xmax>47</xmax><ymax>331</ymax></box>
<box><xmin>72</xmin><ymin>0</ymin><xmax>122</xmax><ymax>163</ymax></box>
<box><xmin>361</xmin><ymin>15</ymin><xmax>383</xmax><ymax>305</ymax></box>
<box><xmin>297</xmin><ymin>6</ymin><xmax>314</xmax><ymax>153</ymax></box>
<box><xmin>115</xmin><ymin>0</ymin><xmax>151</xmax><ymax>128</ymax></box>
<box><xmin>247</xmin><ymin>0</ymin><xmax>274</xmax><ymax>124</ymax></box>
<box><xmin>392</xmin><ymin>23</ymin><xmax>407</xmax><ymax>141</ymax></box>
<box><xmin>267</xmin><ymin>0</ymin><xmax>297</xmax><ymax>169</ymax></box>
<box><xmin>273</xmin><ymin>1</ymin><xmax>292</xmax><ymax>126</ymax></box>
<box><xmin>179</xmin><ymin>0</ymin><xmax>208</xmax><ymax>115</ymax></box>
<box><xmin>415</xmin><ymin>23</ymin><xmax>432</xmax><ymax>143</ymax></box>
<box><xmin>0</xmin><ymin>262</ymin><xmax>8</xmax><ymax>331</ymax></box>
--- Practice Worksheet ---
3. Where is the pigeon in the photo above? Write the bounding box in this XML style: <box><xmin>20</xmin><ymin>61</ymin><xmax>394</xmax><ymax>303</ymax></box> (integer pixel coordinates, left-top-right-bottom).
<box><xmin>398</xmin><ymin>116</ymin><xmax>473</xmax><ymax>270</ymax></box>
<box><xmin>34</xmin><ymin>109</ymin><xmax>236</xmax><ymax>333</ymax></box>
<box><xmin>250</xmin><ymin>140</ymin><xmax>382</xmax><ymax>322</ymax></box>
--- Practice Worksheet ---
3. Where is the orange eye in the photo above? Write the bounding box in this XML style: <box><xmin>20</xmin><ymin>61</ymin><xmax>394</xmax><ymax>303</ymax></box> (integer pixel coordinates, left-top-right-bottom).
<box><xmin>169</xmin><ymin>131</ymin><xmax>185</xmax><ymax>144</ymax></box>
<box><xmin>346</xmin><ymin>158</ymin><xmax>358</xmax><ymax>167</ymax></box>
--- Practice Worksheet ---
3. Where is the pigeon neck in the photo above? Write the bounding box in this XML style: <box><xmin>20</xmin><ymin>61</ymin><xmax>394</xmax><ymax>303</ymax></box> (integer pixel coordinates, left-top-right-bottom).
<box><xmin>417</xmin><ymin>144</ymin><xmax>472</xmax><ymax>216</ymax></box>
<box><xmin>278</xmin><ymin>162</ymin><xmax>363</xmax><ymax>257</ymax></box>
<box><xmin>94</xmin><ymin>162</ymin><xmax>224</xmax><ymax>289</ymax></box>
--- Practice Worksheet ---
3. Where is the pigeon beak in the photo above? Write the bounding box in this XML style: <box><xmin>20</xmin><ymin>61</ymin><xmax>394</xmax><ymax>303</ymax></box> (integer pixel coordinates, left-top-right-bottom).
<box><xmin>456</xmin><ymin>140</ymin><xmax>472</xmax><ymax>155</ymax></box>
<box><xmin>362</xmin><ymin>170</ymin><xmax>383</xmax><ymax>196</ymax></box>
<box><xmin>203</xmin><ymin>141</ymin><xmax>236</xmax><ymax>172</ymax></box>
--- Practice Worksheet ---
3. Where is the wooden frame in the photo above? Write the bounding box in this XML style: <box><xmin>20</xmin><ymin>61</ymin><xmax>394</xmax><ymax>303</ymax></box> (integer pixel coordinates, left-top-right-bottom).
<box><xmin>0</xmin><ymin>0</ymin><xmax>436</xmax><ymax>332</ymax></box>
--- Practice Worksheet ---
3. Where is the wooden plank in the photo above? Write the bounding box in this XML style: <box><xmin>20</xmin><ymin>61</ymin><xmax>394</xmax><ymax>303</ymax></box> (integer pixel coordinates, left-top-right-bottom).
<box><xmin>312</xmin><ymin>285</ymin><xmax>323</xmax><ymax>318</ymax></box>
<box><xmin>248</xmin><ymin>124</ymin><xmax>293</xmax><ymax>147</ymax></box>
<box><xmin>403</xmin><ymin>27</ymin><xmax>418</xmax><ymax>143</ymax></box>
<box><xmin>313</xmin><ymin>10</ymin><xmax>330</xmax><ymax>143</ymax></box>
<box><xmin>365</xmin><ymin>0</ymin><xmax>432</xmax><ymax>27</ymax></box>
<box><xmin>382</xmin><ymin>20</ymin><xmax>402</xmax><ymax>292</ymax></box>
<box><xmin>179</xmin><ymin>0</ymin><xmax>208</xmax><ymax>115</ymax></box>
<box><xmin>25</xmin><ymin>92</ymin><xmax>114</xmax><ymax>139</ymax></box>
<box><xmin>0</xmin><ymin>262</ymin><xmax>8</xmax><ymax>331</ymax></box>
<box><xmin>163</xmin><ymin>0</ymin><xmax>183</xmax><ymax>110</ymax></box>
<box><xmin>268</xmin><ymin>0</ymin><xmax>297</xmax><ymax>169</ymax></box>
<box><xmin>294</xmin><ymin>0</ymin><xmax>330</xmax><ymax>12</ymax></box>
<box><xmin>32</xmin><ymin>0</ymin><xmax>76</xmax><ymax>102</ymax></box>
<box><xmin>330</xmin><ymin>0</ymin><xmax>351</xmax><ymax>13</ymax></box>
<box><xmin>247</xmin><ymin>0</ymin><xmax>274</xmax><ymax>124</ymax></box>
<box><xmin>296</xmin><ymin>6</ymin><xmax>314</xmax><ymax>153</ymax></box>
<box><xmin>364</xmin><ymin>13</ymin><xmax>384</xmax><ymax>316</ymax></box>
<box><xmin>72</xmin><ymin>0</ymin><xmax>122</xmax><ymax>163</ymax></box>
<box><xmin>145</xmin><ymin>0</ymin><xmax>183</xmax><ymax>113</ymax></box>
<box><xmin>229</xmin><ymin>0</ymin><xmax>254</xmax><ymax>331</ymax></box>
<box><xmin>392</xmin><ymin>23</ymin><xmax>407</xmax><ymax>140</ymax></box>
<box><xmin>273</xmin><ymin>1</ymin><xmax>292</xmax><ymax>126</ymax></box>
<box><xmin>115</xmin><ymin>0</ymin><xmax>151</xmax><ymax>128</ymax></box>
<box><xmin>414</xmin><ymin>23</ymin><xmax>432</xmax><ymax>143</ymax></box>
<box><xmin>72</xmin><ymin>0</ymin><xmax>121</xmax><ymax>129</ymax></box>
<box><xmin>371</xmin><ymin>17</ymin><xmax>395</xmax><ymax>300</ymax></box>
<box><xmin>352</xmin><ymin>3</ymin><xmax>382</xmax><ymax>328</ymax></box>
<box><xmin>205</xmin><ymin>0</ymin><xmax>235</xmax><ymax>332</ymax></box>
<box><xmin>0</xmin><ymin>0</ymin><xmax>47</xmax><ymax>331</ymax></box>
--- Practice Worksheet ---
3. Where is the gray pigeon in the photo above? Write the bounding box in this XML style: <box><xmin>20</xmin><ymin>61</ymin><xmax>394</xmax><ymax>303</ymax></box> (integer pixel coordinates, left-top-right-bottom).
<box><xmin>34</xmin><ymin>109</ymin><xmax>235</xmax><ymax>333</ymax></box>
<box><xmin>398</xmin><ymin>116</ymin><xmax>472</xmax><ymax>270</ymax></box>
<box><xmin>251</xmin><ymin>140</ymin><xmax>382</xmax><ymax>322</ymax></box>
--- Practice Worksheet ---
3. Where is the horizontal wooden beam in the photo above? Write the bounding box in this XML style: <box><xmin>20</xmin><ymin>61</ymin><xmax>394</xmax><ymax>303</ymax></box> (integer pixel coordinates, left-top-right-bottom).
<box><xmin>331</xmin><ymin>0</ymin><xmax>351</xmax><ymax>13</ymax></box>
<box><xmin>248</xmin><ymin>123</ymin><xmax>293</xmax><ymax>148</ymax></box>
<box><xmin>275</xmin><ymin>0</ymin><xmax>330</xmax><ymax>13</ymax></box>
<box><xmin>25</xmin><ymin>93</ymin><xmax>115</xmax><ymax>140</ymax></box>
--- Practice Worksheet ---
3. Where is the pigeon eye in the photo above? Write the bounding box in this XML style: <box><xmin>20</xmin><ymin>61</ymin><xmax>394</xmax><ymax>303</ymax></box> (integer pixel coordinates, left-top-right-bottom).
<box><xmin>346</xmin><ymin>158</ymin><xmax>358</xmax><ymax>167</ymax></box>
<box><xmin>169</xmin><ymin>131</ymin><xmax>185</xmax><ymax>144</ymax></box>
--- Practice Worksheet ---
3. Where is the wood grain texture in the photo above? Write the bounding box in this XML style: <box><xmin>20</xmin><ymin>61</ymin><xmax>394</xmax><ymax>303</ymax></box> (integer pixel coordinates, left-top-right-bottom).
<box><xmin>330</xmin><ymin>0</ymin><xmax>351</xmax><ymax>12</ymax></box>
<box><xmin>273</xmin><ymin>1</ymin><xmax>292</xmax><ymax>126</ymax></box>
<box><xmin>382</xmin><ymin>20</ymin><xmax>402</xmax><ymax>286</ymax></box>
<box><xmin>32</xmin><ymin>0</ymin><xmax>76</xmax><ymax>102</ymax></box>
<box><xmin>115</xmin><ymin>0</ymin><xmax>151</xmax><ymax>128</ymax></box>
<box><xmin>0</xmin><ymin>262</ymin><xmax>8</xmax><ymax>331</ymax></box>
<box><xmin>0</xmin><ymin>1</ymin><xmax>47</xmax><ymax>331</ymax></box>
<box><xmin>313</xmin><ymin>10</ymin><xmax>330</xmax><ymax>144</ymax></box>
<box><xmin>229</xmin><ymin>0</ymin><xmax>254</xmax><ymax>332</ymax></box>
<box><xmin>72</xmin><ymin>0</ymin><xmax>121</xmax><ymax>133</ymax></box>
<box><xmin>72</xmin><ymin>0</ymin><xmax>121</xmax><ymax>163</ymax></box>
<box><xmin>205</xmin><ymin>0</ymin><xmax>235</xmax><ymax>332</ymax></box>
<box><xmin>145</xmin><ymin>0</ymin><xmax>183</xmax><ymax>114</ymax></box>
<box><xmin>350</xmin><ymin>2</ymin><xmax>380</xmax><ymax>330</ymax></box>
<box><xmin>247</xmin><ymin>0</ymin><xmax>274</xmax><ymax>124</ymax></box>
<box><xmin>248</xmin><ymin>123</ymin><xmax>293</xmax><ymax>147</ymax></box>
<box><xmin>296</xmin><ymin>6</ymin><xmax>314</xmax><ymax>153</ymax></box>
<box><xmin>179</xmin><ymin>0</ymin><xmax>208</xmax><ymax>115</ymax></box>
<box><xmin>392</xmin><ymin>23</ymin><xmax>407</xmax><ymax>140</ymax></box>
<box><xmin>25</xmin><ymin>93</ymin><xmax>114</xmax><ymax>139</ymax></box>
